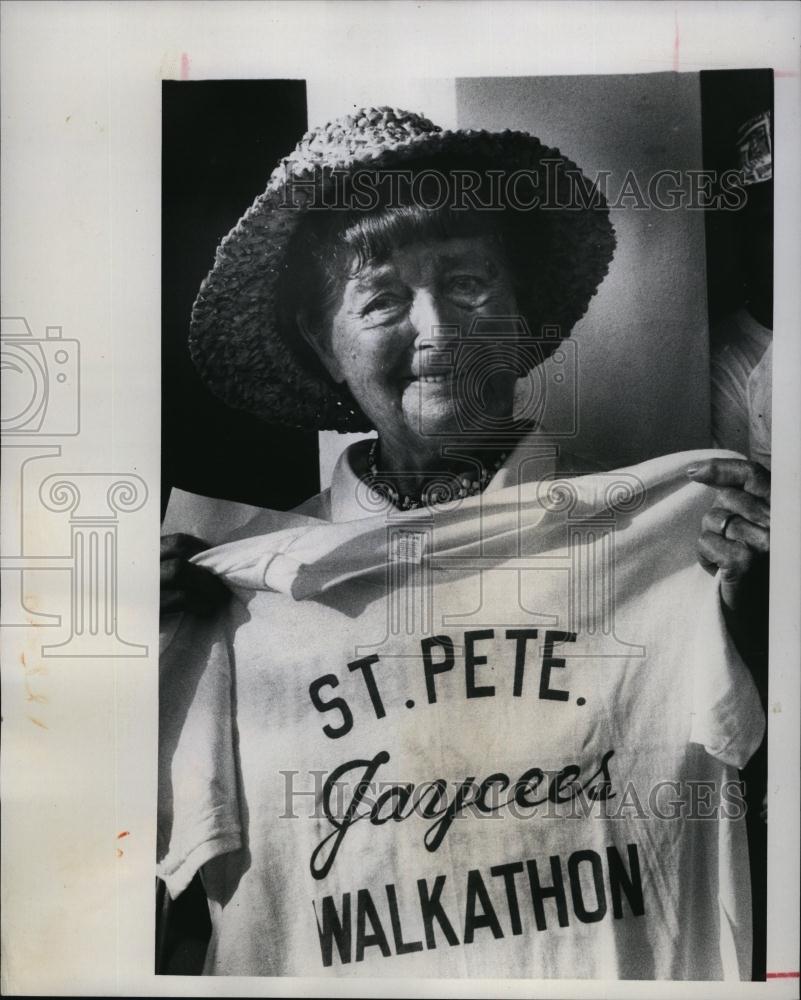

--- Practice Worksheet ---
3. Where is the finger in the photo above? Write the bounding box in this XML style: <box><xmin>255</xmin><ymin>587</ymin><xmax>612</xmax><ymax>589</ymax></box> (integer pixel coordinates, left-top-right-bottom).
<box><xmin>697</xmin><ymin>530</ymin><xmax>757</xmax><ymax>612</ymax></box>
<box><xmin>160</xmin><ymin>589</ymin><xmax>189</xmax><ymax>616</ymax></box>
<box><xmin>696</xmin><ymin>549</ymin><xmax>718</xmax><ymax>576</ymax></box>
<box><xmin>162</xmin><ymin>557</ymin><xmax>230</xmax><ymax>598</ymax></box>
<box><xmin>712</xmin><ymin>488</ymin><xmax>771</xmax><ymax>527</ymax></box>
<box><xmin>160</xmin><ymin>533</ymin><xmax>212</xmax><ymax>560</ymax></box>
<box><xmin>719</xmin><ymin>517</ymin><xmax>770</xmax><ymax>554</ymax></box>
<box><xmin>686</xmin><ymin>458</ymin><xmax>770</xmax><ymax>500</ymax></box>
<box><xmin>161</xmin><ymin>554</ymin><xmax>230</xmax><ymax>611</ymax></box>
<box><xmin>697</xmin><ymin>530</ymin><xmax>755</xmax><ymax>583</ymax></box>
<box><xmin>160</xmin><ymin>557</ymin><xmax>182</xmax><ymax>587</ymax></box>
<box><xmin>700</xmin><ymin>507</ymin><xmax>771</xmax><ymax>553</ymax></box>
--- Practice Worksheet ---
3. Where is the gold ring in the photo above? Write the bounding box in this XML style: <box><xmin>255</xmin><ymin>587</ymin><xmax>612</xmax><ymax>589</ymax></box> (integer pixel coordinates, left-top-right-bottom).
<box><xmin>720</xmin><ymin>513</ymin><xmax>736</xmax><ymax>539</ymax></box>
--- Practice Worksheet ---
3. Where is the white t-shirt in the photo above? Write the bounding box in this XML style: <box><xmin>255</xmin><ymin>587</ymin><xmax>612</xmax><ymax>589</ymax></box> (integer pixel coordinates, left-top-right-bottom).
<box><xmin>158</xmin><ymin>442</ymin><xmax>764</xmax><ymax>980</ymax></box>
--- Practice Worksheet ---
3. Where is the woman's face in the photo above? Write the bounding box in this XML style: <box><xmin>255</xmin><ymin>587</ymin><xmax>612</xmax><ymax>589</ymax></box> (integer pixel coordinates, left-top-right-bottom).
<box><xmin>310</xmin><ymin>235</ymin><xmax>524</xmax><ymax>455</ymax></box>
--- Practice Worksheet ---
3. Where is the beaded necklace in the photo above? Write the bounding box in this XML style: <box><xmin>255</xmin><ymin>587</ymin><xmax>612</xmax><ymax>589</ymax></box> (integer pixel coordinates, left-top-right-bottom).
<box><xmin>366</xmin><ymin>438</ymin><xmax>508</xmax><ymax>510</ymax></box>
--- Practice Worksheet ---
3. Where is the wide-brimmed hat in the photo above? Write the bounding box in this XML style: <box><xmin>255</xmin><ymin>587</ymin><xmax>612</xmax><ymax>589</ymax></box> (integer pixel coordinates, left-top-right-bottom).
<box><xmin>189</xmin><ymin>107</ymin><xmax>616</xmax><ymax>432</ymax></box>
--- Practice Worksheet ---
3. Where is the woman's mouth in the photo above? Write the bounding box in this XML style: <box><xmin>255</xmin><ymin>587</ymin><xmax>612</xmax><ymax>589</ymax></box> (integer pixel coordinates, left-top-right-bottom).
<box><xmin>405</xmin><ymin>371</ymin><xmax>455</xmax><ymax>386</ymax></box>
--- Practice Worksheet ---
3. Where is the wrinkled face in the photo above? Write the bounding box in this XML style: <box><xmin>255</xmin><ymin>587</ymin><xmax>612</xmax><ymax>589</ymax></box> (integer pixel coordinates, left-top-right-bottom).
<box><xmin>309</xmin><ymin>236</ymin><xmax>523</xmax><ymax>451</ymax></box>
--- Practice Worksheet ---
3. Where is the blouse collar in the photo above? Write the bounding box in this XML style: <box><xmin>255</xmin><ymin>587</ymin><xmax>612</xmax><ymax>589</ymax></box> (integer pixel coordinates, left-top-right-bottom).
<box><xmin>328</xmin><ymin>433</ymin><xmax>564</xmax><ymax>523</ymax></box>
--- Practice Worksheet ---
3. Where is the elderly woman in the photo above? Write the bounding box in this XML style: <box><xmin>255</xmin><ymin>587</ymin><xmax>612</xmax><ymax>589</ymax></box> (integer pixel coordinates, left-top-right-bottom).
<box><xmin>159</xmin><ymin>109</ymin><xmax>769</xmax><ymax>980</ymax></box>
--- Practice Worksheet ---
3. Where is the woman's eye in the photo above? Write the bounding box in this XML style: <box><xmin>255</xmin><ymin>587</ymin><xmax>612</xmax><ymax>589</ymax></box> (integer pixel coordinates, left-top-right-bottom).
<box><xmin>363</xmin><ymin>293</ymin><xmax>406</xmax><ymax>315</ymax></box>
<box><xmin>448</xmin><ymin>275</ymin><xmax>486</xmax><ymax>299</ymax></box>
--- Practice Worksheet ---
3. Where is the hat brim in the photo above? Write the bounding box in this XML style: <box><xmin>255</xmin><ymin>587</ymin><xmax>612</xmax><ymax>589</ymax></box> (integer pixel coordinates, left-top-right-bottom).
<box><xmin>189</xmin><ymin>128</ymin><xmax>616</xmax><ymax>431</ymax></box>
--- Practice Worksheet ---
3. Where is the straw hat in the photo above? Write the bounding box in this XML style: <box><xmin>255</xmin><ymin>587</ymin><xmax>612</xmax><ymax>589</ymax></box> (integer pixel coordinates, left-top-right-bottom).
<box><xmin>189</xmin><ymin>107</ymin><xmax>616</xmax><ymax>431</ymax></box>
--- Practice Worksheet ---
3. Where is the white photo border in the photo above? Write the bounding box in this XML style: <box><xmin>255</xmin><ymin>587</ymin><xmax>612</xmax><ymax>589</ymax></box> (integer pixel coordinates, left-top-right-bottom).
<box><xmin>1</xmin><ymin>2</ymin><xmax>799</xmax><ymax>996</ymax></box>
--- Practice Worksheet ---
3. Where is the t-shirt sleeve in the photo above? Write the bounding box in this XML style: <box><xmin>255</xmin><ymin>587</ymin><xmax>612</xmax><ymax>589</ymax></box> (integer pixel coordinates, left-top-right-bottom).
<box><xmin>689</xmin><ymin>572</ymin><xmax>766</xmax><ymax>769</ymax></box>
<box><xmin>157</xmin><ymin>612</ymin><xmax>243</xmax><ymax>898</ymax></box>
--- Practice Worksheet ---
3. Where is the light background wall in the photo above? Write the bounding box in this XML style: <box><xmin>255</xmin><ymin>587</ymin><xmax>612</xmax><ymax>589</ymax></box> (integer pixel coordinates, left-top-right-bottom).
<box><xmin>456</xmin><ymin>73</ymin><xmax>711</xmax><ymax>467</ymax></box>
<box><xmin>315</xmin><ymin>72</ymin><xmax>712</xmax><ymax>484</ymax></box>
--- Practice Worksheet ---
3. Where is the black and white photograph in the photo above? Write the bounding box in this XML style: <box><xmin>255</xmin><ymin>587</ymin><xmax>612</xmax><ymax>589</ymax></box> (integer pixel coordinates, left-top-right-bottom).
<box><xmin>158</xmin><ymin>72</ymin><xmax>773</xmax><ymax>980</ymax></box>
<box><xmin>2</xmin><ymin>3</ymin><xmax>799</xmax><ymax>997</ymax></box>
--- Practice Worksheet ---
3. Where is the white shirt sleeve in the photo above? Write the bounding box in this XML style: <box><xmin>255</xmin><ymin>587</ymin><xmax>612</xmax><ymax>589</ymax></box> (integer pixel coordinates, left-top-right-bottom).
<box><xmin>689</xmin><ymin>572</ymin><xmax>766</xmax><ymax>769</ymax></box>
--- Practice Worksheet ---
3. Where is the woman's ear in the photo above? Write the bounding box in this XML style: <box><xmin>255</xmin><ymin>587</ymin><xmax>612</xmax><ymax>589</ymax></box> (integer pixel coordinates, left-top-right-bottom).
<box><xmin>296</xmin><ymin>310</ymin><xmax>344</xmax><ymax>384</ymax></box>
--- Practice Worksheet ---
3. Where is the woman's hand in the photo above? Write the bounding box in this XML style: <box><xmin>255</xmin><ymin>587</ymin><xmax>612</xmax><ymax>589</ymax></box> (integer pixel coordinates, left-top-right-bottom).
<box><xmin>160</xmin><ymin>533</ymin><xmax>231</xmax><ymax>618</ymax></box>
<box><xmin>687</xmin><ymin>458</ymin><xmax>770</xmax><ymax>683</ymax></box>
<box><xmin>688</xmin><ymin>457</ymin><xmax>770</xmax><ymax>609</ymax></box>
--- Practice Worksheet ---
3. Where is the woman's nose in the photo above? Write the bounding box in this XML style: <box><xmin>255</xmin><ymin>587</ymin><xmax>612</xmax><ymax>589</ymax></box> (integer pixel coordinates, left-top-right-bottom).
<box><xmin>408</xmin><ymin>290</ymin><xmax>458</xmax><ymax>348</ymax></box>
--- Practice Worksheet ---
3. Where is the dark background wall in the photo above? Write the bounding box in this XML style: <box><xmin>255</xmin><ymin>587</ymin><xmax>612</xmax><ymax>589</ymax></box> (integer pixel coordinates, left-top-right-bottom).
<box><xmin>700</xmin><ymin>67</ymin><xmax>773</xmax><ymax>986</ymax></box>
<box><xmin>160</xmin><ymin>80</ymin><xmax>320</xmax><ymax>971</ymax></box>
<box><xmin>701</xmin><ymin>68</ymin><xmax>774</xmax><ymax>329</ymax></box>
<box><xmin>161</xmin><ymin>80</ymin><xmax>318</xmax><ymax>517</ymax></box>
